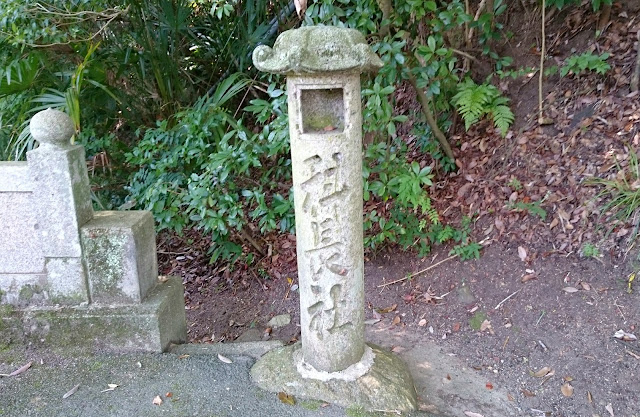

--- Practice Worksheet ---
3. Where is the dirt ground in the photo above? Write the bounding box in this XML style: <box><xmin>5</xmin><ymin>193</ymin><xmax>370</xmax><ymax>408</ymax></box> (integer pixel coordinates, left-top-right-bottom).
<box><xmin>158</xmin><ymin>3</ymin><xmax>640</xmax><ymax>417</ymax></box>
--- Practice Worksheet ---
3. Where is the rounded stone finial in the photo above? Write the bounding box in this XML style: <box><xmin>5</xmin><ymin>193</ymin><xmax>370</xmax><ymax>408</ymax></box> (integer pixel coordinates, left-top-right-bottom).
<box><xmin>253</xmin><ymin>26</ymin><xmax>383</xmax><ymax>75</ymax></box>
<box><xmin>30</xmin><ymin>108</ymin><xmax>75</xmax><ymax>147</ymax></box>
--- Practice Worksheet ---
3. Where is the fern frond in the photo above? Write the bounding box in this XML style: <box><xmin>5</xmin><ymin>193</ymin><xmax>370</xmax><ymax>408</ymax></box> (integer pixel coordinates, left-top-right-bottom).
<box><xmin>452</xmin><ymin>79</ymin><xmax>493</xmax><ymax>131</ymax></box>
<box><xmin>491</xmin><ymin>104</ymin><xmax>514</xmax><ymax>136</ymax></box>
<box><xmin>453</xmin><ymin>78</ymin><xmax>514</xmax><ymax>136</ymax></box>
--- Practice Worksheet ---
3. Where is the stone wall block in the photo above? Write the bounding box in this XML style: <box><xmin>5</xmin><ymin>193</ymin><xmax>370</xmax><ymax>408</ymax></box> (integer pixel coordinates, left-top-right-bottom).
<box><xmin>81</xmin><ymin>211</ymin><xmax>159</xmax><ymax>304</ymax></box>
<box><xmin>27</xmin><ymin>145</ymin><xmax>94</xmax><ymax>258</ymax></box>
<box><xmin>45</xmin><ymin>257</ymin><xmax>90</xmax><ymax>304</ymax></box>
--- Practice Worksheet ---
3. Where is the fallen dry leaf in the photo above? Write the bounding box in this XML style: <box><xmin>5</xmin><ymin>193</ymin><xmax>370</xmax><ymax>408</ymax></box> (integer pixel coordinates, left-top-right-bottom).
<box><xmin>100</xmin><ymin>384</ymin><xmax>119</xmax><ymax>393</ymax></box>
<box><xmin>392</xmin><ymin>315</ymin><xmax>401</xmax><ymax>326</ymax></box>
<box><xmin>562</xmin><ymin>286</ymin><xmax>579</xmax><ymax>293</ymax></box>
<box><xmin>293</xmin><ymin>0</ymin><xmax>307</xmax><ymax>18</ymax></box>
<box><xmin>5</xmin><ymin>361</ymin><xmax>33</xmax><ymax>377</ymax></box>
<box><xmin>522</xmin><ymin>389</ymin><xmax>536</xmax><ymax>397</ymax></box>
<box><xmin>464</xmin><ymin>412</ymin><xmax>484</xmax><ymax>417</ymax></box>
<box><xmin>217</xmin><ymin>354</ymin><xmax>233</xmax><ymax>364</ymax></box>
<box><xmin>153</xmin><ymin>395</ymin><xmax>163</xmax><ymax>405</ymax></box>
<box><xmin>587</xmin><ymin>391</ymin><xmax>593</xmax><ymax>403</ymax></box>
<box><xmin>63</xmin><ymin>384</ymin><xmax>80</xmax><ymax>399</ymax></box>
<box><xmin>278</xmin><ymin>392</ymin><xmax>295</xmax><ymax>405</ymax></box>
<box><xmin>561</xmin><ymin>382</ymin><xmax>574</xmax><ymax>397</ymax></box>
<box><xmin>378</xmin><ymin>304</ymin><xmax>398</xmax><ymax>313</ymax></box>
<box><xmin>605</xmin><ymin>402</ymin><xmax>614</xmax><ymax>416</ymax></box>
<box><xmin>521</xmin><ymin>273</ymin><xmax>537</xmax><ymax>283</ymax></box>
<box><xmin>418</xmin><ymin>318</ymin><xmax>427</xmax><ymax>327</ymax></box>
<box><xmin>518</xmin><ymin>246</ymin><xmax>527</xmax><ymax>262</ymax></box>
<box><xmin>532</xmin><ymin>366</ymin><xmax>552</xmax><ymax>378</ymax></box>
<box><xmin>485</xmin><ymin>382</ymin><xmax>494</xmax><ymax>390</ymax></box>
<box><xmin>613</xmin><ymin>329</ymin><xmax>637</xmax><ymax>341</ymax></box>
<box><xmin>480</xmin><ymin>320</ymin><xmax>492</xmax><ymax>332</ymax></box>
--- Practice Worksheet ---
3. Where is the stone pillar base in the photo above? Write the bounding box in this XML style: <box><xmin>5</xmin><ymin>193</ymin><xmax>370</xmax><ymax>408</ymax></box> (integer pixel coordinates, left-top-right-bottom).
<box><xmin>250</xmin><ymin>342</ymin><xmax>417</xmax><ymax>413</ymax></box>
<box><xmin>0</xmin><ymin>277</ymin><xmax>186</xmax><ymax>354</ymax></box>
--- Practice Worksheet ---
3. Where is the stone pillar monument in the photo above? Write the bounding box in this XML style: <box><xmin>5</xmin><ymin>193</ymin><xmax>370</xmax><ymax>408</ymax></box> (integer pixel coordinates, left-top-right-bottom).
<box><xmin>28</xmin><ymin>109</ymin><xmax>94</xmax><ymax>303</ymax></box>
<box><xmin>250</xmin><ymin>26</ymin><xmax>417</xmax><ymax>412</ymax></box>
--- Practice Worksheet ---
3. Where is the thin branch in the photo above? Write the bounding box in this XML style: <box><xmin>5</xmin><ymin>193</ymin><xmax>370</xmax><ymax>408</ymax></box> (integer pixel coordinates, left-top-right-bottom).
<box><xmin>238</xmin><ymin>227</ymin><xmax>265</xmax><ymax>256</ymax></box>
<box><xmin>466</xmin><ymin>0</ymin><xmax>487</xmax><ymax>46</ymax></box>
<box><xmin>29</xmin><ymin>3</ymin><xmax>125</xmax><ymax>18</ymax></box>
<box><xmin>377</xmin><ymin>255</ymin><xmax>458</xmax><ymax>288</ymax></box>
<box><xmin>494</xmin><ymin>289</ymin><xmax>522</xmax><ymax>310</ymax></box>
<box><xmin>451</xmin><ymin>48</ymin><xmax>479</xmax><ymax>62</ymax></box>
<box><xmin>20</xmin><ymin>6</ymin><xmax>129</xmax><ymax>48</ymax></box>
<box><xmin>631</xmin><ymin>31</ymin><xmax>640</xmax><ymax>92</ymax></box>
<box><xmin>408</xmin><ymin>74</ymin><xmax>455</xmax><ymax>161</ymax></box>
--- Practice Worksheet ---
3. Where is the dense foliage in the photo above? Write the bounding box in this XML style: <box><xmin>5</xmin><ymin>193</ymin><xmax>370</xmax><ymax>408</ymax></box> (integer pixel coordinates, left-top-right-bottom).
<box><xmin>0</xmin><ymin>0</ymin><xmax>611</xmax><ymax>264</ymax></box>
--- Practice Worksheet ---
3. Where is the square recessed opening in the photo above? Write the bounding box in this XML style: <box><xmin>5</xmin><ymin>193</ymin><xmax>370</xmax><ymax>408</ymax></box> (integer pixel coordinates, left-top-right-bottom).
<box><xmin>300</xmin><ymin>88</ymin><xmax>345</xmax><ymax>134</ymax></box>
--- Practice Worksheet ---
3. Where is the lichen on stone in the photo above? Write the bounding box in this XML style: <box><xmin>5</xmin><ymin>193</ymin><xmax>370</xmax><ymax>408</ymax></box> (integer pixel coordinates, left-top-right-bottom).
<box><xmin>253</xmin><ymin>26</ymin><xmax>383</xmax><ymax>75</ymax></box>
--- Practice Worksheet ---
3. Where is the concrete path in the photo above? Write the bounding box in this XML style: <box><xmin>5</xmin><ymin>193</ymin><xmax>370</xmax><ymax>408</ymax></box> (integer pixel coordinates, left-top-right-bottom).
<box><xmin>1</xmin><ymin>334</ymin><xmax>521</xmax><ymax>417</ymax></box>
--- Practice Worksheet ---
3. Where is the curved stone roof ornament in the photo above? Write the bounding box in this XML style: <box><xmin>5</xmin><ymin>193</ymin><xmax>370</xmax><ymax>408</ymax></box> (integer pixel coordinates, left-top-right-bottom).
<box><xmin>252</xmin><ymin>26</ymin><xmax>383</xmax><ymax>75</ymax></box>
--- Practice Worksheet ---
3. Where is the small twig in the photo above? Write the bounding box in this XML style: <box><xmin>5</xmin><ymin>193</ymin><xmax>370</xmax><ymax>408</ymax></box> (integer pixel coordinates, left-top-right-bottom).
<box><xmin>377</xmin><ymin>255</ymin><xmax>458</xmax><ymax>288</ymax></box>
<box><xmin>466</xmin><ymin>0</ymin><xmax>487</xmax><ymax>46</ymax></box>
<box><xmin>626</xmin><ymin>349</ymin><xmax>640</xmax><ymax>360</ymax></box>
<box><xmin>613</xmin><ymin>300</ymin><xmax>626</xmax><ymax>321</ymax></box>
<box><xmin>494</xmin><ymin>289</ymin><xmax>522</xmax><ymax>310</ymax></box>
<box><xmin>537</xmin><ymin>340</ymin><xmax>548</xmax><ymax>352</ymax></box>
<box><xmin>536</xmin><ymin>310</ymin><xmax>545</xmax><ymax>326</ymax></box>
<box><xmin>451</xmin><ymin>48</ymin><xmax>479</xmax><ymax>62</ymax></box>
<box><xmin>613</xmin><ymin>337</ymin><xmax>640</xmax><ymax>355</ymax></box>
<box><xmin>631</xmin><ymin>31</ymin><xmax>640</xmax><ymax>92</ymax></box>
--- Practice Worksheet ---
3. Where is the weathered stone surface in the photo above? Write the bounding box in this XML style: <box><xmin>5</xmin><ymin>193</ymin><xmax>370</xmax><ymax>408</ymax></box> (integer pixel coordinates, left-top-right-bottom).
<box><xmin>171</xmin><ymin>340</ymin><xmax>284</xmax><ymax>359</ymax></box>
<box><xmin>288</xmin><ymin>73</ymin><xmax>365</xmax><ymax>373</ymax></box>
<box><xmin>0</xmin><ymin>192</ymin><xmax>43</xmax><ymax>275</ymax></box>
<box><xmin>251</xmin><ymin>343</ymin><xmax>418</xmax><ymax>412</ymax></box>
<box><xmin>267</xmin><ymin>313</ymin><xmax>291</xmax><ymax>329</ymax></box>
<box><xmin>81</xmin><ymin>211</ymin><xmax>158</xmax><ymax>304</ymax></box>
<box><xmin>0</xmin><ymin>277</ymin><xmax>187</xmax><ymax>353</ymax></box>
<box><xmin>29</xmin><ymin>108</ymin><xmax>75</xmax><ymax>148</ymax></box>
<box><xmin>252</xmin><ymin>29</ymin><xmax>415</xmax><ymax>411</ymax></box>
<box><xmin>27</xmin><ymin>145</ymin><xmax>94</xmax><ymax>258</ymax></box>
<box><xmin>0</xmin><ymin>273</ymin><xmax>47</xmax><ymax>306</ymax></box>
<box><xmin>253</xmin><ymin>26</ymin><xmax>383</xmax><ymax>75</ymax></box>
<box><xmin>0</xmin><ymin>162</ymin><xmax>31</xmax><ymax>192</ymax></box>
<box><xmin>1</xmin><ymin>108</ymin><xmax>189</xmax><ymax>354</ymax></box>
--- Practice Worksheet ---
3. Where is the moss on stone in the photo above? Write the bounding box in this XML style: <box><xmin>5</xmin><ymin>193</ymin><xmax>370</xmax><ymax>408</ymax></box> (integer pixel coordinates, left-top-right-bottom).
<box><xmin>19</xmin><ymin>285</ymin><xmax>36</xmax><ymax>301</ymax></box>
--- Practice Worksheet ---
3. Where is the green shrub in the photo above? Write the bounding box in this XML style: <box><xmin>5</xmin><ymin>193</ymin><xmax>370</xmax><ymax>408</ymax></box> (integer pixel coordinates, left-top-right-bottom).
<box><xmin>560</xmin><ymin>52</ymin><xmax>610</xmax><ymax>77</ymax></box>
<box><xmin>126</xmin><ymin>75</ymin><xmax>294</xmax><ymax>262</ymax></box>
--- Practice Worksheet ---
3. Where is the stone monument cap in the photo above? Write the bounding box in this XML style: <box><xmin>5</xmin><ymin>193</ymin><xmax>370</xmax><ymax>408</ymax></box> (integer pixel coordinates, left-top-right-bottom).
<box><xmin>253</xmin><ymin>26</ymin><xmax>383</xmax><ymax>75</ymax></box>
<box><xmin>30</xmin><ymin>108</ymin><xmax>75</xmax><ymax>147</ymax></box>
